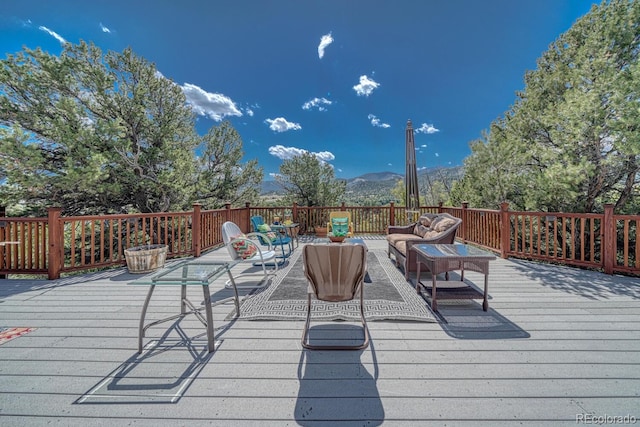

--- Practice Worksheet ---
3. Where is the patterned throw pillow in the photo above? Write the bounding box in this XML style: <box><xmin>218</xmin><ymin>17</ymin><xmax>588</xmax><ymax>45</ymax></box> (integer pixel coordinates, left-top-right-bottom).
<box><xmin>331</xmin><ymin>217</ymin><xmax>349</xmax><ymax>237</ymax></box>
<box><xmin>256</xmin><ymin>224</ymin><xmax>278</xmax><ymax>242</ymax></box>
<box><xmin>231</xmin><ymin>234</ymin><xmax>258</xmax><ymax>259</ymax></box>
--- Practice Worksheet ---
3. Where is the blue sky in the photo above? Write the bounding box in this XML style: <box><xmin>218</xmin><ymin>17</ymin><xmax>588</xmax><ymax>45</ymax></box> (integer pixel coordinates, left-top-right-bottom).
<box><xmin>2</xmin><ymin>1</ymin><xmax>596</xmax><ymax>179</ymax></box>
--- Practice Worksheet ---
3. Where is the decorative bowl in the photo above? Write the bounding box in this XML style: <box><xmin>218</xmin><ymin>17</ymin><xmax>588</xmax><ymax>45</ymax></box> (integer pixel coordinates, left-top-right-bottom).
<box><xmin>329</xmin><ymin>235</ymin><xmax>346</xmax><ymax>243</ymax></box>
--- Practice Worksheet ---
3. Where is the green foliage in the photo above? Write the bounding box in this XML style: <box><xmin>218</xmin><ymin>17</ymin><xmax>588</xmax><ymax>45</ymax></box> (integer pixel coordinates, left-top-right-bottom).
<box><xmin>275</xmin><ymin>152</ymin><xmax>346</xmax><ymax>209</ymax></box>
<box><xmin>194</xmin><ymin>121</ymin><xmax>263</xmax><ymax>209</ymax></box>
<box><xmin>454</xmin><ymin>0</ymin><xmax>640</xmax><ymax>213</ymax></box>
<box><xmin>0</xmin><ymin>42</ymin><xmax>261</xmax><ymax>215</ymax></box>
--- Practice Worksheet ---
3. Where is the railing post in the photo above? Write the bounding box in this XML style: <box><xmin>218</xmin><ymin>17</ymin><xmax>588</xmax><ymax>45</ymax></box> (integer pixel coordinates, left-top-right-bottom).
<box><xmin>340</xmin><ymin>202</ymin><xmax>346</xmax><ymax>211</ymax></box>
<box><xmin>603</xmin><ymin>203</ymin><xmax>615</xmax><ymax>275</ymax></box>
<box><xmin>389</xmin><ymin>202</ymin><xmax>395</xmax><ymax>227</ymax></box>
<box><xmin>47</xmin><ymin>207</ymin><xmax>63</xmax><ymax>280</ymax></box>
<box><xmin>245</xmin><ymin>202</ymin><xmax>252</xmax><ymax>233</ymax></box>
<box><xmin>461</xmin><ymin>202</ymin><xmax>468</xmax><ymax>243</ymax></box>
<box><xmin>0</xmin><ymin>206</ymin><xmax>5</xmax><ymax>279</ymax></box>
<box><xmin>192</xmin><ymin>203</ymin><xmax>202</xmax><ymax>258</ymax></box>
<box><xmin>292</xmin><ymin>202</ymin><xmax>298</xmax><ymax>222</ymax></box>
<box><xmin>438</xmin><ymin>201</ymin><xmax>443</xmax><ymax>214</ymax></box>
<box><xmin>500</xmin><ymin>202</ymin><xmax>510</xmax><ymax>259</ymax></box>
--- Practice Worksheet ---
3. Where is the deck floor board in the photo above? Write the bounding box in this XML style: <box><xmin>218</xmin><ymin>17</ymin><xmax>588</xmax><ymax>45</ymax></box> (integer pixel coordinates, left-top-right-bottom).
<box><xmin>1</xmin><ymin>238</ymin><xmax>638</xmax><ymax>425</ymax></box>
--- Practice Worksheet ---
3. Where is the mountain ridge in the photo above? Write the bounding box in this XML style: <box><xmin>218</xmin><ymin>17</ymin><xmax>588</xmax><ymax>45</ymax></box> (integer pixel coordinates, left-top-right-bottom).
<box><xmin>261</xmin><ymin>166</ymin><xmax>464</xmax><ymax>196</ymax></box>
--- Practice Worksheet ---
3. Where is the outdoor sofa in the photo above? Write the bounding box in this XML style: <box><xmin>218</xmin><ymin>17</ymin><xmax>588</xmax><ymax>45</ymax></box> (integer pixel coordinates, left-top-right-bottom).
<box><xmin>386</xmin><ymin>213</ymin><xmax>462</xmax><ymax>279</ymax></box>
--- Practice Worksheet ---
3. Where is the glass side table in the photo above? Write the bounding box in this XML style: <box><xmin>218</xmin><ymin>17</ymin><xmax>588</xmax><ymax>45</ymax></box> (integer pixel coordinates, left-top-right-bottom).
<box><xmin>129</xmin><ymin>259</ymin><xmax>240</xmax><ymax>353</ymax></box>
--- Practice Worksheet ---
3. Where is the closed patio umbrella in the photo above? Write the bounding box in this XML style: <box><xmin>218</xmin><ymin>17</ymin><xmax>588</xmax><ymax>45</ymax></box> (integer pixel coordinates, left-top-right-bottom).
<box><xmin>405</xmin><ymin>119</ymin><xmax>420</xmax><ymax>221</ymax></box>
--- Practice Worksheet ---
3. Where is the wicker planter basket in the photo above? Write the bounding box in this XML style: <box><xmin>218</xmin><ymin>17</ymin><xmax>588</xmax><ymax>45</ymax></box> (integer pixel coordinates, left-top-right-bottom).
<box><xmin>124</xmin><ymin>244</ymin><xmax>167</xmax><ymax>274</ymax></box>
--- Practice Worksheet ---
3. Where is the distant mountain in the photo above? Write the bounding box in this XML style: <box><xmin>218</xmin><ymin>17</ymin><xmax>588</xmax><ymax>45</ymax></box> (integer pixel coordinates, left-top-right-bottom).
<box><xmin>346</xmin><ymin>172</ymin><xmax>403</xmax><ymax>183</ymax></box>
<box><xmin>260</xmin><ymin>180</ymin><xmax>284</xmax><ymax>194</ymax></box>
<box><xmin>260</xmin><ymin>167</ymin><xmax>464</xmax><ymax>203</ymax></box>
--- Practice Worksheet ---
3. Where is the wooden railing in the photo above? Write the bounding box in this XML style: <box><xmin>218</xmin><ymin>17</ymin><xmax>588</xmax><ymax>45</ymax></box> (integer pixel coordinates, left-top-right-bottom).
<box><xmin>0</xmin><ymin>202</ymin><xmax>638</xmax><ymax>279</ymax></box>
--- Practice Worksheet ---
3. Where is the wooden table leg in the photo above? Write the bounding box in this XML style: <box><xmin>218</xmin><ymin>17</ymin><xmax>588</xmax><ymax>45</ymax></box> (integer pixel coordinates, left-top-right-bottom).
<box><xmin>415</xmin><ymin>261</ymin><xmax>422</xmax><ymax>294</ymax></box>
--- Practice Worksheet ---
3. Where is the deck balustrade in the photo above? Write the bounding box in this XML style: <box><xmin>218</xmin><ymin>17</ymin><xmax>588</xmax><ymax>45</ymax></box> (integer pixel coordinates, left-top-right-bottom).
<box><xmin>0</xmin><ymin>202</ymin><xmax>637</xmax><ymax>279</ymax></box>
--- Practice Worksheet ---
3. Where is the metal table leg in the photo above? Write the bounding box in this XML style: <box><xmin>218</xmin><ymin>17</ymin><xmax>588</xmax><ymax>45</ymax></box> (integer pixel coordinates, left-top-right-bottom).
<box><xmin>138</xmin><ymin>285</ymin><xmax>155</xmax><ymax>353</ymax></box>
<box><xmin>202</xmin><ymin>284</ymin><xmax>215</xmax><ymax>352</ymax></box>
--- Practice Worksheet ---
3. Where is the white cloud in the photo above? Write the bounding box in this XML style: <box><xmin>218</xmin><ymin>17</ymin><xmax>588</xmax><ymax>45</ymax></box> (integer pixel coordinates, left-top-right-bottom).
<box><xmin>265</xmin><ymin>117</ymin><xmax>302</xmax><ymax>132</ymax></box>
<box><xmin>314</xmin><ymin>151</ymin><xmax>335</xmax><ymax>162</ymax></box>
<box><xmin>318</xmin><ymin>32</ymin><xmax>333</xmax><ymax>59</ymax></box>
<box><xmin>268</xmin><ymin>145</ymin><xmax>335</xmax><ymax>162</ymax></box>
<box><xmin>302</xmin><ymin>97</ymin><xmax>332</xmax><ymax>111</ymax></box>
<box><xmin>38</xmin><ymin>26</ymin><xmax>67</xmax><ymax>45</ymax></box>
<box><xmin>368</xmin><ymin>114</ymin><xmax>390</xmax><ymax>128</ymax></box>
<box><xmin>181</xmin><ymin>83</ymin><xmax>242</xmax><ymax>121</ymax></box>
<box><xmin>353</xmin><ymin>75</ymin><xmax>380</xmax><ymax>97</ymax></box>
<box><xmin>245</xmin><ymin>103</ymin><xmax>260</xmax><ymax>117</ymax></box>
<box><xmin>99</xmin><ymin>23</ymin><xmax>111</xmax><ymax>33</ymax></box>
<box><xmin>415</xmin><ymin>123</ymin><xmax>440</xmax><ymax>134</ymax></box>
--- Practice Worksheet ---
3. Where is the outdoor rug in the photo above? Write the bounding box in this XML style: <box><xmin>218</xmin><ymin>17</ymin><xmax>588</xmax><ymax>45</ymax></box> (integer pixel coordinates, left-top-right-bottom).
<box><xmin>228</xmin><ymin>248</ymin><xmax>436</xmax><ymax>322</ymax></box>
<box><xmin>0</xmin><ymin>327</ymin><xmax>35</xmax><ymax>345</ymax></box>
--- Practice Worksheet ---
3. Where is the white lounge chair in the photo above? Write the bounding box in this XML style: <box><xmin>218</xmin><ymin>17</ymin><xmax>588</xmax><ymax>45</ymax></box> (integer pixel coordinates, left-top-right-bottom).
<box><xmin>221</xmin><ymin>221</ymin><xmax>278</xmax><ymax>289</ymax></box>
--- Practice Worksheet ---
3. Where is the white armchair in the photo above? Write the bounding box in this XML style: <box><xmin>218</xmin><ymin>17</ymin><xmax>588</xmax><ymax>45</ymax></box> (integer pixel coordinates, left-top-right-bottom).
<box><xmin>222</xmin><ymin>221</ymin><xmax>279</xmax><ymax>289</ymax></box>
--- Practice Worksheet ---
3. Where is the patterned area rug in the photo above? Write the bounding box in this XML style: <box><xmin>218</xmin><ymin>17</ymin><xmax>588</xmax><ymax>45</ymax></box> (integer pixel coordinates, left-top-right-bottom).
<box><xmin>0</xmin><ymin>327</ymin><xmax>35</xmax><ymax>345</ymax></box>
<box><xmin>229</xmin><ymin>248</ymin><xmax>436</xmax><ymax>322</ymax></box>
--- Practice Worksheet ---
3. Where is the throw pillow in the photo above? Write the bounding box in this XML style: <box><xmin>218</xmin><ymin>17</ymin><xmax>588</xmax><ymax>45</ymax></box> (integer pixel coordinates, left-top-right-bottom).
<box><xmin>265</xmin><ymin>231</ymin><xmax>279</xmax><ymax>242</ymax></box>
<box><xmin>419</xmin><ymin>216</ymin><xmax>433</xmax><ymax>227</ymax></box>
<box><xmin>231</xmin><ymin>234</ymin><xmax>258</xmax><ymax>259</ymax></box>
<box><xmin>331</xmin><ymin>217</ymin><xmax>349</xmax><ymax>237</ymax></box>
<box><xmin>257</xmin><ymin>223</ymin><xmax>272</xmax><ymax>232</ymax></box>
<box><xmin>256</xmin><ymin>224</ymin><xmax>278</xmax><ymax>243</ymax></box>
<box><xmin>413</xmin><ymin>224</ymin><xmax>429</xmax><ymax>237</ymax></box>
<box><xmin>433</xmin><ymin>218</ymin><xmax>457</xmax><ymax>232</ymax></box>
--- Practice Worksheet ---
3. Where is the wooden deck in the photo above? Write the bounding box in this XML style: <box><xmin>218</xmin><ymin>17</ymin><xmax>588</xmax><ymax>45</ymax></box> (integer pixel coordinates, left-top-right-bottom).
<box><xmin>1</xmin><ymin>237</ymin><xmax>639</xmax><ymax>426</ymax></box>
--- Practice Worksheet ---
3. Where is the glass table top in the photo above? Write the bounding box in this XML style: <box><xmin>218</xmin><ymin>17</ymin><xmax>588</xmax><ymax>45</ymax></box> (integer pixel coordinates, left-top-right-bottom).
<box><xmin>413</xmin><ymin>244</ymin><xmax>496</xmax><ymax>259</ymax></box>
<box><xmin>129</xmin><ymin>260</ymin><xmax>238</xmax><ymax>286</ymax></box>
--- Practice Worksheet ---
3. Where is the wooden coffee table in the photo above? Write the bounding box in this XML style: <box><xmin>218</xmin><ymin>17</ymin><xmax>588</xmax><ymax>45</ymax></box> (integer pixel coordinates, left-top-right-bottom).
<box><xmin>412</xmin><ymin>244</ymin><xmax>496</xmax><ymax>311</ymax></box>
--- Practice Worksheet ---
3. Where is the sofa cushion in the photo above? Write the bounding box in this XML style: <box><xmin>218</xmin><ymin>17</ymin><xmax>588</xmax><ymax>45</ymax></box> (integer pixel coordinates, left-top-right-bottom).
<box><xmin>423</xmin><ymin>230</ymin><xmax>442</xmax><ymax>239</ymax></box>
<box><xmin>394</xmin><ymin>239</ymin><xmax>424</xmax><ymax>256</ymax></box>
<box><xmin>387</xmin><ymin>233</ymin><xmax>425</xmax><ymax>247</ymax></box>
